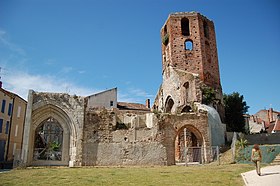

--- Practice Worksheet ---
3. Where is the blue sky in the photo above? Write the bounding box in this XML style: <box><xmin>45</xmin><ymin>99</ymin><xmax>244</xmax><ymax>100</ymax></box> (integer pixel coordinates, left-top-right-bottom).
<box><xmin>0</xmin><ymin>0</ymin><xmax>279</xmax><ymax>114</ymax></box>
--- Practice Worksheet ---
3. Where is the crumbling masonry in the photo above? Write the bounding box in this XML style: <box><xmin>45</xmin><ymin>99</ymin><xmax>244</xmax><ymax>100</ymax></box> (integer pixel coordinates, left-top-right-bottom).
<box><xmin>21</xmin><ymin>12</ymin><xmax>226</xmax><ymax>167</ymax></box>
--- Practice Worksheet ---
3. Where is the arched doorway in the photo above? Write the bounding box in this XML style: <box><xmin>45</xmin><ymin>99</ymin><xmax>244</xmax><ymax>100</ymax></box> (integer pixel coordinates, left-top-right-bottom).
<box><xmin>33</xmin><ymin>117</ymin><xmax>63</xmax><ymax>161</ymax></box>
<box><xmin>165</xmin><ymin>96</ymin><xmax>174</xmax><ymax>113</ymax></box>
<box><xmin>175</xmin><ymin>125</ymin><xmax>203</xmax><ymax>163</ymax></box>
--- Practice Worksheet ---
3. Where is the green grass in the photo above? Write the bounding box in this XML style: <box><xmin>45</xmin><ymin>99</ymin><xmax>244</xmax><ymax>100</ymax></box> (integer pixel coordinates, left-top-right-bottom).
<box><xmin>0</xmin><ymin>164</ymin><xmax>253</xmax><ymax>186</ymax></box>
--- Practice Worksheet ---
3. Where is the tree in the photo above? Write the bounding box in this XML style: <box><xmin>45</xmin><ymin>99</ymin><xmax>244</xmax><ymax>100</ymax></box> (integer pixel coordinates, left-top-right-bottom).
<box><xmin>202</xmin><ymin>87</ymin><xmax>215</xmax><ymax>105</ymax></box>
<box><xmin>223</xmin><ymin>92</ymin><xmax>249</xmax><ymax>132</ymax></box>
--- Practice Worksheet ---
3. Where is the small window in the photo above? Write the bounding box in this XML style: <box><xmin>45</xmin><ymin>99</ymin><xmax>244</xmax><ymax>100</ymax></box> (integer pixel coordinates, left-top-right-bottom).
<box><xmin>181</xmin><ymin>18</ymin><xmax>190</xmax><ymax>36</ymax></box>
<box><xmin>5</xmin><ymin>121</ymin><xmax>9</xmax><ymax>134</ymax></box>
<box><xmin>185</xmin><ymin>40</ymin><xmax>193</xmax><ymax>50</ymax></box>
<box><xmin>8</xmin><ymin>103</ymin><xmax>12</xmax><ymax>116</ymax></box>
<box><xmin>0</xmin><ymin>119</ymin><xmax>3</xmax><ymax>133</ymax></box>
<box><xmin>15</xmin><ymin>125</ymin><xmax>18</xmax><ymax>137</ymax></box>
<box><xmin>1</xmin><ymin>100</ymin><xmax>6</xmax><ymax>113</ymax></box>
<box><xmin>203</xmin><ymin>20</ymin><xmax>209</xmax><ymax>39</ymax></box>
<box><xmin>110</xmin><ymin>101</ymin><xmax>114</xmax><ymax>107</ymax></box>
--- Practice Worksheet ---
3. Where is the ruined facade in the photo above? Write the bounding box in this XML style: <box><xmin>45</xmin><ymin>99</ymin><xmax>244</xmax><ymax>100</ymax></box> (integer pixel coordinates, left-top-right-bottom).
<box><xmin>153</xmin><ymin>12</ymin><xmax>224</xmax><ymax>120</ymax></box>
<box><xmin>21</xmin><ymin>12</ymin><xmax>225</xmax><ymax>167</ymax></box>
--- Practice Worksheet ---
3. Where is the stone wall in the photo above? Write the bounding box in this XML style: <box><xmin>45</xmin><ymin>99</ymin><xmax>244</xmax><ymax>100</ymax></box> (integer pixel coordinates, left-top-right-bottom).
<box><xmin>245</xmin><ymin>133</ymin><xmax>280</xmax><ymax>145</ymax></box>
<box><xmin>82</xmin><ymin>108</ymin><xmax>212</xmax><ymax>166</ymax></box>
<box><xmin>83</xmin><ymin>109</ymin><xmax>168</xmax><ymax>166</ymax></box>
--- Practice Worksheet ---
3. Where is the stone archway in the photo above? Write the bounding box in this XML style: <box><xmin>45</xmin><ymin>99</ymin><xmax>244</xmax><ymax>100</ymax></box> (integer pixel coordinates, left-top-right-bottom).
<box><xmin>29</xmin><ymin>104</ymin><xmax>76</xmax><ymax>166</ymax></box>
<box><xmin>175</xmin><ymin>125</ymin><xmax>203</xmax><ymax>163</ymax></box>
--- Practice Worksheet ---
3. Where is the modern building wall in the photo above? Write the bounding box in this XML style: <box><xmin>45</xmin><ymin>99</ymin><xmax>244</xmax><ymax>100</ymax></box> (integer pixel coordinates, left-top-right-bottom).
<box><xmin>0</xmin><ymin>88</ymin><xmax>13</xmax><ymax>162</ymax></box>
<box><xmin>6</xmin><ymin>95</ymin><xmax>27</xmax><ymax>161</ymax></box>
<box><xmin>86</xmin><ymin>88</ymin><xmax>117</xmax><ymax>110</ymax></box>
<box><xmin>0</xmin><ymin>88</ymin><xmax>26</xmax><ymax>163</ymax></box>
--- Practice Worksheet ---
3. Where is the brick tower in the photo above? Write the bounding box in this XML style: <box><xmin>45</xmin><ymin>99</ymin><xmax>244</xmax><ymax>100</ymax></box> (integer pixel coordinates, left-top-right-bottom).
<box><xmin>161</xmin><ymin>12</ymin><xmax>221</xmax><ymax>89</ymax></box>
<box><xmin>154</xmin><ymin>12</ymin><xmax>224</xmax><ymax>120</ymax></box>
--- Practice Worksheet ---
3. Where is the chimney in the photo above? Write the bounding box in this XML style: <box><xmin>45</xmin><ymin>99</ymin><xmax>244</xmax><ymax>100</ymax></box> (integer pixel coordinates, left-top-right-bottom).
<box><xmin>0</xmin><ymin>81</ymin><xmax>2</xmax><ymax>88</ymax></box>
<box><xmin>269</xmin><ymin>108</ymin><xmax>274</xmax><ymax>122</ymax></box>
<box><xmin>145</xmin><ymin>99</ymin><xmax>150</xmax><ymax>109</ymax></box>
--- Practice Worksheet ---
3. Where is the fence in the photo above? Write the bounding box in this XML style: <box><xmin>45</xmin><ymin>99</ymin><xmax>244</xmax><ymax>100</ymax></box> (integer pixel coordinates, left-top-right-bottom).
<box><xmin>176</xmin><ymin>146</ymin><xmax>220</xmax><ymax>165</ymax></box>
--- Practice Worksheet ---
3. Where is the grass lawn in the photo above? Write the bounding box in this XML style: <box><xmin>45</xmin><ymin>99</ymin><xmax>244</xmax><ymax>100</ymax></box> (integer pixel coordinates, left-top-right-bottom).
<box><xmin>0</xmin><ymin>164</ymin><xmax>253</xmax><ymax>186</ymax></box>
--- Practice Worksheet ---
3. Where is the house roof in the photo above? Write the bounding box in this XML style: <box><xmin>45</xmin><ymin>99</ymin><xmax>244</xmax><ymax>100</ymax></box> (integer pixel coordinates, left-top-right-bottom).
<box><xmin>117</xmin><ymin>102</ymin><xmax>150</xmax><ymax>111</ymax></box>
<box><xmin>0</xmin><ymin>88</ymin><xmax>27</xmax><ymax>102</ymax></box>
<box><xmin>273</xmin><ymin>116</ymin><xmax>280</xmax><ymax>132</ymax></box>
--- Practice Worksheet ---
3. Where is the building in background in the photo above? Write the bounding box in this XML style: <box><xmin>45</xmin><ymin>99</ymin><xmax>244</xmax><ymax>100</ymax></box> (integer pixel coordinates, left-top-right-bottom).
<box><xmin>0</xmin><ymin>86</ymin><xmax>27</xmax><ymax>167</ymax></box>
<box><xmin>246</xmin><ymin>108</ymin><xmax>280</xmax><ymax>134</ymax></box>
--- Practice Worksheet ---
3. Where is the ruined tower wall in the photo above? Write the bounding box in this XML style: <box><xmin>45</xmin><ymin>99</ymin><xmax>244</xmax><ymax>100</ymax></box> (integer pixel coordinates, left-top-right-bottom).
<box><xmin>161</xmin><ymin>12</ymin><xmax>221</xmax><ymax>89</ymax></box>
<box><xmin>157</xmin><ymin>12</ymin><xmax>224</xmax><ymax>121</ymax></box>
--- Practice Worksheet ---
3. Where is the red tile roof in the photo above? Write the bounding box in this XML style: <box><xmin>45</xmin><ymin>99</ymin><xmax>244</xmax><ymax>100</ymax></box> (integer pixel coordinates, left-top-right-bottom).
<box><xmin>117</xmin><ymin>102</ymin><xmax>150</xmax><ymax>111</ymax></box>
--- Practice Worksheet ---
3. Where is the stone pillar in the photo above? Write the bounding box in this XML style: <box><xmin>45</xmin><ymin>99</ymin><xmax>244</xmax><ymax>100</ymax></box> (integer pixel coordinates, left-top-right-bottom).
<box><xmin>21</xmin><ymin>90</ymin><xmax>34</xmax><ymax>165</ymax></box>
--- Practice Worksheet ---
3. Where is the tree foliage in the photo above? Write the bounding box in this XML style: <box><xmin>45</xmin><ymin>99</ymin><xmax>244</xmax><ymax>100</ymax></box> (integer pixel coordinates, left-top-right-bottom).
<box><xmin>223</xmin><ymin>92</ymin><xmax>249</xmax><ymax>132</ymax></box>
<box><xmin>202</xmin><ymin>87</ymin><xmax>215</xmax><ymax>105</ymax></box>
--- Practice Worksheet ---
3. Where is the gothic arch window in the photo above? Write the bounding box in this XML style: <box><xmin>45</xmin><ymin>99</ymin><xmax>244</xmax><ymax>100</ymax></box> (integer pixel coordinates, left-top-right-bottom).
<box><xmin>33</xmin><ymin>117</ymin><xmax>63</xmax><ymax>161</ymax></box>
<box><xmin>185</xmin><ymin>40</ymin><xmax>193</xmax><ymax>50</ymax></box>
<box><xmin>181</xmin><ymin>18</ymin><xmax>190</xmax><ymax>36</ymax></box>
<box><xmin>183</xmin><ymin>82</ymin><xmax>189</xmax><ymax>103</ymax></box>
<box><xmin>165</xmin><ymin>96</ymin><xmax>174</xmax><ymax>113</ymax></box>
<box><xmin>203</xmin><ymin>20</ymin><xmax>209</xmax><ymax>39</ymax></box>
<box><xmin>164</xmin><ymin>25</ymin><xmax>168</xmax><ymax>35</ymax></box>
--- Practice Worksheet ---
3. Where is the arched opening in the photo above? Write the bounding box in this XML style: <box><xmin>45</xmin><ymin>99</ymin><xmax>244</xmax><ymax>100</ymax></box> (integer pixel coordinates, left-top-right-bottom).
<box><xmin>185</xmin><ymin>40</ymin><xmax>193</xmax><ymax>50</ymax></box>
<box><xmin>203</xmin><ymin>20</ymin><xmax>209</xmax><ymax>39</ymax></box>
<box><xmin>29</xmin><ymin>104</ymin><xmax>73</xmax><ymax>166</ymax></box>
<box><xmin>175</xmin><ymin>125</ymin><xmax>203</xmax><ymax>163</ymax></box>
<box><xmin>165</xmin><ymin>96</ymin><xmax>174</xmax><ymax>113</ymax></box>
<box><xmin>183</xmin><ymin>82</ymin><xmax>189</xmax><ymax>104</ymax></box>
<box><xmin>163</xmin><ymin>25</ymin><xmax>167</xmax><ymax>35</ymax></box>
<box><xmin>181</xmin><ymin>18</ymin><xmax>190</xmax><ymax>36</ymax></box>
<box><xmin>181</xmin><ymin>105</ymin><xmax>192</xmax><ymax>113</ymax></box>
<box><xmin>33</xmin><ymin>117</ymin><xmax>63</xmax><ymax>161</ymax></box>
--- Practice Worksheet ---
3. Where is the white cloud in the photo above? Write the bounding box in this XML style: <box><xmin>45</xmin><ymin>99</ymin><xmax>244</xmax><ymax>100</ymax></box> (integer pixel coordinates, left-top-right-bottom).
<box><xmin>78</xmin><ymin>70</ymin><xmax>86</xmax><ymax>74</ymax></box>
<box><xmin>118</xmin><ymin>88</ymin><xmax>155</xmax><ymax>104</ymax></box>
<box><xmin>3</xmin><ymin>70</ymin><xmax>155</xmax><ymax>105</ymax></box>
<box><xmin>0</xmin><ymin>29</ymin><xmax>26</xmax><ymax>56</ymax></box>
<box><xmin>3</xmin><ymin>70</ymin><xmax>97</xmax><ymax>100</ymax></box>
<box><xmin>60</xmin><ymin>66</ymin><xmax>73</xmax><ymax>74</ymax></box>
<box><xmin>127</xmin><ymin>87</ymin><xmax>154</xmax><ymax>98</ymax></box>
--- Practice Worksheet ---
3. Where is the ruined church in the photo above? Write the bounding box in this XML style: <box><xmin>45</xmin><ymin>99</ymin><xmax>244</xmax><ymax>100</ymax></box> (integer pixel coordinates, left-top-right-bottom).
<box><xmin>21</xmin><ymin>12</ymin><xmax>226</xmax><ymax>167</ymax></box>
